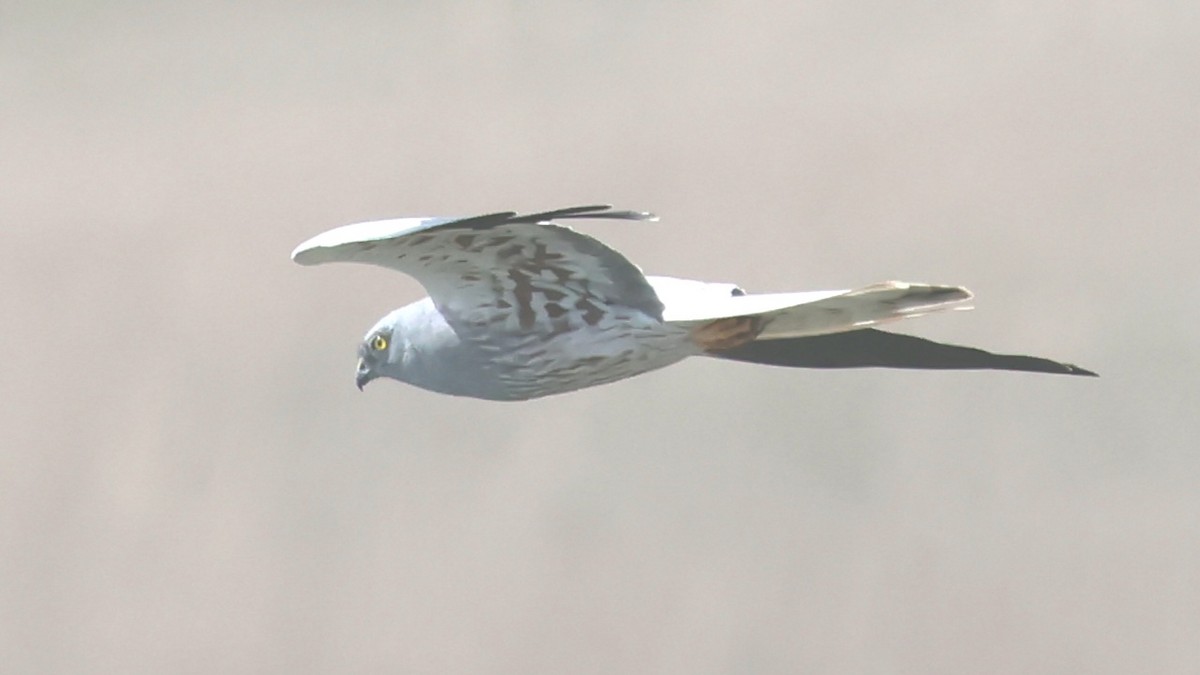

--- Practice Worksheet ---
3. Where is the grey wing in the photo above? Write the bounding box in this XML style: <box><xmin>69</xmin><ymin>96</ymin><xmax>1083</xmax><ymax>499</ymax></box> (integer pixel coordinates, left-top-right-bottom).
<box><xmin>292</xmin><ymin>205</ymin><xmax>664</xmax><ymax>337</ymax></box>
<box><xmin>713</xmin><ymin>328</ymin><xmax>1098</xmax><ymax>376</ymax></box>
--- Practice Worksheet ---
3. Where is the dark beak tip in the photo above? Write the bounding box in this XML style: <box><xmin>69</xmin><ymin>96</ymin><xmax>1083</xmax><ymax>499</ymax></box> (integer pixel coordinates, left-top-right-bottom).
<box><xmin>355</xmin><ymin>357</ymin><xmax>370</xmax><ymax>391</ymax></box>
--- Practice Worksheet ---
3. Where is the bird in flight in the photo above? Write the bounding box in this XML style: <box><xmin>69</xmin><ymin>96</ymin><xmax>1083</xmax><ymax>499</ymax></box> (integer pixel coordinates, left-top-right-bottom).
<box><xmin>292</xmin><ymin>205</ymin><xmax>1096</xmax><ymax>400</ymax></box>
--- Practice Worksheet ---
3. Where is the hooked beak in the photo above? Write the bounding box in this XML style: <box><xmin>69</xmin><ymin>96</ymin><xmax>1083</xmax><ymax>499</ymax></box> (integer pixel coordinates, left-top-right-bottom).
<box><xmin>355</xmin><ymin>358</ymin><xmax>374</xmax><ymax>391</ymax></box>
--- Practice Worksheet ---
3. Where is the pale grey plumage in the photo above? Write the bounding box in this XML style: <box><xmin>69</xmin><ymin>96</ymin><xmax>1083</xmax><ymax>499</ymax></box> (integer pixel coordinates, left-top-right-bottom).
<box><xmin>292</xmin><ymin>204</ymin><xmax>1096</xmax><ymax>400</ymax></box>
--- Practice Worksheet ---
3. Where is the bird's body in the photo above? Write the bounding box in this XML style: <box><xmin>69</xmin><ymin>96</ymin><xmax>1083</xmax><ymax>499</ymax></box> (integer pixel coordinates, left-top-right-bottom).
<box><xmin>372</xmin><ymin>295</ymin><xmax>692</xmax><ymax>400</ymax></box>
<box><xmin>293</xmin><ymin>205</ymin><xmax>1095</xmax><ymax>400</ymax></box>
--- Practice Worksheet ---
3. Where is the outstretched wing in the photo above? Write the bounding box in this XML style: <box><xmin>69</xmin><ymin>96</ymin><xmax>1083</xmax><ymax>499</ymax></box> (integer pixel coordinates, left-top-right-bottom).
<box><xmin>713</xmin><ymin>328</ymin><xmax>1098</xmax><ymax>376</ymax></box>
<box><xmin>653</xmin><ymin>277</ymin><xmax>1096</xmax><ymax>376</ymax></box>
<box><xmin>292</xmin><ymin>205</ymin><xmax>663</xmax><ymax>336</ymax></box>
<box><xmin>656</xmin><ymin>277</ymin><xmax>974</xmax><ymax>340</ymax></box>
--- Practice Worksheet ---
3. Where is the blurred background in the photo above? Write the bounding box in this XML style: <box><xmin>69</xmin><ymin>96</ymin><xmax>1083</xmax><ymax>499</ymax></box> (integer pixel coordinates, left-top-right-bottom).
<box><xmin>2</xmin><ymin>1</ymin><xmax>1196</xmax><ymax>672</ymax></box>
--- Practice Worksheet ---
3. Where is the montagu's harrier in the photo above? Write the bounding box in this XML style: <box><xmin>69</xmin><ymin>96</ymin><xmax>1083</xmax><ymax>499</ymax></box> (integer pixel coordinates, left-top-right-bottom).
<box><xmin>292</xmin><ymin>205</ymin><xmax>1095</xmax><ymax>400</ymax></box>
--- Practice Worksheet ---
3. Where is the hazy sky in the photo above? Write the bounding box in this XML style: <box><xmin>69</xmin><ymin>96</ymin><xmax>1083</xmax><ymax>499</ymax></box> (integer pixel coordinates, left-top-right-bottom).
<box><xmin>3</xmin><ymin>2</ymin><xmax>1197</xmax><ymax>673</ymax></box>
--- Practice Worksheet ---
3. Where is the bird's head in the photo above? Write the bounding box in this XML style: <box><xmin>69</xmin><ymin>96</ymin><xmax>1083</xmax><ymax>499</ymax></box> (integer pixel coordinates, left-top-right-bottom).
<box><xmin>355</xmin><ymin>313</ymin><xmax>404</xmax><ymax>391</ymax></box>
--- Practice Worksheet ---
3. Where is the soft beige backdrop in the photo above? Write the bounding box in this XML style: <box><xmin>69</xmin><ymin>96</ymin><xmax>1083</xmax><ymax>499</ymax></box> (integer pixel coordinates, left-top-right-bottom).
<box><xmin>3</xmin><ymin>2</ymin><xmax>1196</xmax><ymax>673</ymax></box>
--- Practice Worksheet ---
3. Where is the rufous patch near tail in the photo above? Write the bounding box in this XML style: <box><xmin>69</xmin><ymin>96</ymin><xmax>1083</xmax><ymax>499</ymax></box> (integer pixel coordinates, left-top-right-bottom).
<box><xmin>691</xmin><ymin>316</ymin><xmax>762</xmax><ymax>352</ymax></box>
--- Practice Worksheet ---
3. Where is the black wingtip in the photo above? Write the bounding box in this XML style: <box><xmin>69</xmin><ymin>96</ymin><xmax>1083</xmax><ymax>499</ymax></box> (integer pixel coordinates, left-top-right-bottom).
<box><xmin>430</xmin><ymin>205</ymin><xmax>657</xmax><ymax>232</ymax></box>
<box><xmin>512</xmin><ymin>205</ymin><xmax>658</xmax><ymax>224</ymax></box>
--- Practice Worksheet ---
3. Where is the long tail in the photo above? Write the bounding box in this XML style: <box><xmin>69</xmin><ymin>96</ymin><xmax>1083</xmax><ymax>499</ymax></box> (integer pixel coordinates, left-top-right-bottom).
<box><xmin>710</xmin><ymin>328</ymin><xmax>1098</xmax><ymax>376</ymax></box>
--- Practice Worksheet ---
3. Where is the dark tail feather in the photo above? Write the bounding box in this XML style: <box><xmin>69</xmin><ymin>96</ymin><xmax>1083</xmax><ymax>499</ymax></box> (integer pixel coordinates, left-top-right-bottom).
<box><xmin>712</xmin><ymin>328</ymin><xmax>1098</xmax><ymax>377</ymax></box>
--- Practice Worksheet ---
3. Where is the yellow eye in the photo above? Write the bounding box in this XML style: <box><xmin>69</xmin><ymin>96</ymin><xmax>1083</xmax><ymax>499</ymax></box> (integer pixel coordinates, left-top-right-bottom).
<box><xmin>372</xmin><ymin>335</ymin><xmax>388</xmax><ymax>351</ymax></box>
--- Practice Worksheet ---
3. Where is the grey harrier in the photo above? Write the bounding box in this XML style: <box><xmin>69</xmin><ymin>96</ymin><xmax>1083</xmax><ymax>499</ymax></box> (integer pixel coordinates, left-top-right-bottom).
<box><xmin>292</xmin><ymin>205</ymin><xmax>1095</xmax><ymax>400</ymax></box>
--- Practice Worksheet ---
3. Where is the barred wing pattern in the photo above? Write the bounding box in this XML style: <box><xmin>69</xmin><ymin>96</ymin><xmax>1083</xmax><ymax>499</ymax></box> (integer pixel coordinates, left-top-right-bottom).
<box><xmin>292</xmin><ymin>205</ymin><xmax>663</xmax><ymax>340</ymax></box>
